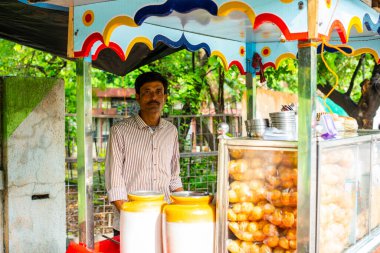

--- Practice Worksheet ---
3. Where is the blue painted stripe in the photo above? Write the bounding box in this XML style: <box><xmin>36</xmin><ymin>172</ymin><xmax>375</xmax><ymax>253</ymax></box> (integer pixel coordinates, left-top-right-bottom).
<box><xmin>134</xmin><ymin>0</ymin><xmax>218</xmax><ymax>25</ymax></box>
<box><xmin>317</xmin><ymin>44</ymin><xmax>353</xmax><ymax>54</ymax></box>
<box><xmin>363</xmin><ymin>13</ymin><xmax>380</xmax><ymax>35</ymax></box>
<box><xmin>153</xmin><ymin>34</ymin><xmax>211</xmax><ymax>55</ymax></box>
<box><xmin>18</xmin><ymin>0</ymin><xmax>69</xmax><ymax>12</ymax></box>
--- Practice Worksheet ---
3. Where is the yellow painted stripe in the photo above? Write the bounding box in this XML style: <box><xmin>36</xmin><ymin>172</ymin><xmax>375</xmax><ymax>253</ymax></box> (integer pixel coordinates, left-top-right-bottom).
<box><xmin>218</xmin><ymin>1</ymin><xmax>256</xmax><ymax>28</ymax></box>
<box><xmin>121</xmin><ymin>193</ymin><xmax>166</xmax><ymax>212</ymax></box>
<box><xmin>275</xmin><ymin>53</ymin><xmax>296</xmax><ymax>69</ymax></box>
<box><xmin>353</xmin><ymin>48</ymin><xmax>379</xmax><ymax>63</ymax></box>
<box><xmin>211</xmin><ymin>50</ymin><xmax>229</xmax><ymax>71</ymax></box>
<box><xmin>346</xmin><ymin>16</ymin><xmax>363</xmax><ymax>43</ymax></box>
<box><xmin>163</xmin><ymin>204</ymin><xmax>216</xmax><ymax>223</ymax></box>
<box><xmin>124</xmin><ymin>37</ymin><xmax>154</xmax><ymax>60</ymax></box>
<box><xmin>103</xmin><ymin>16</ymin><xmax>138</xmax><ymax>46</ymax></box>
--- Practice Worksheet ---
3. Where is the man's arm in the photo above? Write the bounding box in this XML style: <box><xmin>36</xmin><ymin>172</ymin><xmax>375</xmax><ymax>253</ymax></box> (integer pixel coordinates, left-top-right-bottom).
<box><xmin>105</xmin><ymin>125</ymin><xmax>128</xmax><ymax>207</ymax></box>
<box><xmin>169</xmin><ymin>130</ymin><xmax>183</xmax><ymax>192</ymax></box>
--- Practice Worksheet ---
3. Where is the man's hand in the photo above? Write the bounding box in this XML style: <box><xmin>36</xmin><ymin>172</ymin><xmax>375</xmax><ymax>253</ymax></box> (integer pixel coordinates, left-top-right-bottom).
<box><xmin>112</xmin><ymin>200</ymin><xmax>126</xmax><ymax>211</ymax></box>
<box><xmin>173</xmin><ymin>187</ymin><xmax>184</xmax><ymax>192</ymax></box>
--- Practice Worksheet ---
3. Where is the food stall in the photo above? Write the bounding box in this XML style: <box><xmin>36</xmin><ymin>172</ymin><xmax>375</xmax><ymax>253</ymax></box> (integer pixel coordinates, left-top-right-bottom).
<box><xmin>23</xmin><ymin>0</ymin><xmax>380</xmax><ymax>252</ymax></box>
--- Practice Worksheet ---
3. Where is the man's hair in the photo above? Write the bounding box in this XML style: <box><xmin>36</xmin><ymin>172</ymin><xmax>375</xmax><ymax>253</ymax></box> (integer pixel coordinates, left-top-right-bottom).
<box><xmin>134</xmin><ymin>71</ymin><xmax>168</xmax><ymax>95</ymax></box>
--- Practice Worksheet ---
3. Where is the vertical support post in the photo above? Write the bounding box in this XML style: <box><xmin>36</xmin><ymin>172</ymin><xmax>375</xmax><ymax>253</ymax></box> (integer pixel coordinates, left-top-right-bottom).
<box><xmin>245</xmin><ymin>42</ymin><xmax>257</xmax><ymax>120</ymax></box>
<box><xmin>245</xmin><ymin>72</ymin><xmax>256</xmax><ymax>120</ymax></box>
<box><xmin>297</xmin><ymin>40</ymin><xmax>318</xmax><ymax>253</ymax></box>
<box><xmin>76</xmin><ymin>58</ymin><xmax>94</xmax><ymax>249</ymax></box>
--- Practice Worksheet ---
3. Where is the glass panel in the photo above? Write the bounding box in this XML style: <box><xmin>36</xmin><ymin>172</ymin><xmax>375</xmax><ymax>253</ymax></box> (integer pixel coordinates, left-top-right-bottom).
<box><xmin>356</xmin><ymin>143</ymin><xmax>371</xmax><ymax>241</ymax></box>
<box><xmin>318</xmin><ymin>145</ymin><xmax>356</xmax><ymax>253</ymax></box>
<box><xmin>226</xmin><ymin>148</ymin><xmax>298</xmax><ymax>253</ymax></box>
<box><xmin>371</xmin><ymin>139</ymin><xmax>380</xmax><ymax>231</ymax></box>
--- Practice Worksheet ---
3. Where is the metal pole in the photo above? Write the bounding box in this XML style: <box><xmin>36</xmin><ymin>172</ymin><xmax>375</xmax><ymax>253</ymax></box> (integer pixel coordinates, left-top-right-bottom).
<box><xmin>76</xmin><ymin>58</ymin><xmax>94</xmax><ymax>249</ymax></box>
<box><xmin>297</xmin><ymin>40</ymin><xmax>318</xmax><ymax>253</ymax></box>
<box><xmin>245</xmin><ymin>72</ymin><xmax>256</xmax><ymax>120</ymax></box>
<box><xmin>245</xmin><ymin>42</ymin><xmax>257</xmax><ymax>121</ymax></box>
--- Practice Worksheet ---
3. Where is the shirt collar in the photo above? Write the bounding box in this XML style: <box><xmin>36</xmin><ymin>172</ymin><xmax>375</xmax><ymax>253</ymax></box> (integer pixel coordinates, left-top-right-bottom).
<box><xmin>134</xmin><ymin>113</ymin><xmax>167</xmax><ymax>130</ymax></box>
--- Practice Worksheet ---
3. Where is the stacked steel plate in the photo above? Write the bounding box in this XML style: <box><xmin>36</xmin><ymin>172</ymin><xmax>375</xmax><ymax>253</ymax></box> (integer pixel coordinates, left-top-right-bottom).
<box><xmin>245</xmin><ymin>118</ymin><xmax>270</xmax><ymax>137</ymax></box>
<box><xmin>269</xmin><ymin>111</ymin><xmax>297</xmax><ymax>133</ymax></box>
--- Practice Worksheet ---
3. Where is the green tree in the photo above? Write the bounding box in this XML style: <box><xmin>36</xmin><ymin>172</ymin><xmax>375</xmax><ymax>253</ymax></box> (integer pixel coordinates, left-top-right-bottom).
<box><xmin>317</xmin><ymin>53</ymin><xmax>379</xmax><ymax>129</ymax></box>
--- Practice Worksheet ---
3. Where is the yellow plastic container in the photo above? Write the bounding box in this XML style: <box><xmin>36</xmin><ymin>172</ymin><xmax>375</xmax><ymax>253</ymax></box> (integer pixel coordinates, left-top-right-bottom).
<box><xmin>120</xmin><ymin>191</ymin><xmax>166</xmax><ymax>253</ymax></box>
<box><xmin>162</xmin><ymin>191</ymin><xmax>215</xmax><ymax>253</ymax></box>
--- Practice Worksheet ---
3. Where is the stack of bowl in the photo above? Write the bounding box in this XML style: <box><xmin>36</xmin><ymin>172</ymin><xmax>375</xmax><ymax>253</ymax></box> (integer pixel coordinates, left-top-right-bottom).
<box><xmin>269</xmin><ymin>111</ymin><xmax>297</xmax><ymax>133</ymax></box>
<box><xmin>245</xmin><ymin>118</ymin><xmax>269</xmax><ymax>137</ymax></box>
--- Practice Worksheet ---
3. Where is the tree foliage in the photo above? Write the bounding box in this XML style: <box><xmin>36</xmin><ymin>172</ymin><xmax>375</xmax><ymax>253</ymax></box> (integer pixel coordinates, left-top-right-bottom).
<box><xmin>0</xmin><ymin>39</ymin><xmax>246</xmax><ymax>151</ymax></box>
<box><xmin>263</xmin><ymin>58</ymin><xmax>299</xmax><ymax>93</ymax></box>
<box><xmin>1</xmin><ymin>38</ymin><xmax>379</xmax><ymax>131</ymax></box>
<box><xmin>317</xmin><ymin>52</ymin><xmax>379</xmax><ymax>128</ymax></box>
<box><xmin>261</xmin><ymin>50</ymin><xmax>379</xmax><ymax>129</ymax></box>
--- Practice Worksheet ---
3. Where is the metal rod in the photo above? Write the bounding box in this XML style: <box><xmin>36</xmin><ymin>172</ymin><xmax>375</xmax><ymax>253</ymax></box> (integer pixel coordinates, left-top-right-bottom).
<box><xmin>76</xmin><ymin>58</ymin><xmax>94</xmax><ymax>249</ymax></box>
<box><xmin>101</xmin><ymin>234</ymin><xmax>120</xmax><ymax>245</ymax></box>
<box><xmin>245</xmin><ymin>72</ymin><xmax>256</xmax><ymax>120</ymax></box>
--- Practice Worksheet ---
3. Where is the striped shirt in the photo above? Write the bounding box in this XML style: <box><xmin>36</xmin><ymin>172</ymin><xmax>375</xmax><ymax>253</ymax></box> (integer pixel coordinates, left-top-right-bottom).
<box><xmin>105</xmin><ymin>114</ymin><xmax>183</xmax><ymax>230</ymax></box>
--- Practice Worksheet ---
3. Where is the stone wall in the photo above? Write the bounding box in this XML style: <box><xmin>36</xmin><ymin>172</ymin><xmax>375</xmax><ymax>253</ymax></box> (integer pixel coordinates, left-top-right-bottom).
<box><xmin>1</xmin><ymin>77</ymin><xmax>65</xmax><ymax>253</ymax></box>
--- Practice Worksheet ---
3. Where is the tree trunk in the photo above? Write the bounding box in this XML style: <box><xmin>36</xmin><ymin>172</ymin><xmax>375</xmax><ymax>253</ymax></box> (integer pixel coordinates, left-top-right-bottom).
<box><xmin>357</xmin><ymin>63</ymin><xmax>380</xmax><ymax>128</ymax></box>
<box><xmin>317</xmin><ymin>63</ymin><xmax>380</xmax><ymax>129</ymax></box>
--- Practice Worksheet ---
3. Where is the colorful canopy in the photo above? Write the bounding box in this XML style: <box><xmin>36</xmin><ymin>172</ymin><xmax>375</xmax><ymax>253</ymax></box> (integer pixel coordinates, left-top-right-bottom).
<box><xmin>62</xmin><ymin>0</ymin><xmax>380</xmax><ymax>74</ymax></box>
<box><xmin>16</xmin><ymin>0</ymin><xmax>380</xmax><ymax>75</ymax></box>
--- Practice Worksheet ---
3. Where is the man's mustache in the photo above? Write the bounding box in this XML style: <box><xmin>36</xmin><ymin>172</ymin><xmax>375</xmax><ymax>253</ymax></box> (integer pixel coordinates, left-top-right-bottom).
<box><xmin>148</xmin><ymin>101</ymin><xmax>160</xmax><ymax>105</ymax></box>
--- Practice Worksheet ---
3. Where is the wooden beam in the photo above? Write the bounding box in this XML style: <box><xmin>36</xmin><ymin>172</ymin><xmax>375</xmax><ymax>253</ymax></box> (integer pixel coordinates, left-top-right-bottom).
<box><xmin>67</xmin><ymin>4</ymin><xmax>74</xmax><ymax>58</ymax></box>
<box><xmin>308</xmin><ymin>0</ymin><xmax>319</xmax><ymax>40</ymax></box>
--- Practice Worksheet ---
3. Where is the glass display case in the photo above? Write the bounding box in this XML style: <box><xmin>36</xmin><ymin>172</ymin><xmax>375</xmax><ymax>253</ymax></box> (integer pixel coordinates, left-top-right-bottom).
<box><xmin>371</xmin><ymin>135</ymin><xmax>380</xmax><ymax>232</ymax></box>
<box><xmin>216</xmin><ymin>133</ymin><xmax>380</xmax><ymax>253</ymax></box>
<box><xmin>216</xmin><ymin>138</ymin><xmax>298</xmax><ymax>253</ymax></box>
<box><xmin>317</xmin><ymin>135</ymin><xmax>372</xmax><ymax>253</ymax></box>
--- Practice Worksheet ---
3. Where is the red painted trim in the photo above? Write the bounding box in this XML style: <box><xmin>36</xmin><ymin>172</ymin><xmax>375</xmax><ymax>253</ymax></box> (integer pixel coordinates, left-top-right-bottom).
<box><xmin>108</xmin><ymin>42</ymin><xmax>126</xmax><ymax>61</ymax></box>
<box><xmin>263</xmin><ymin>62</ymin><xmax>276</xmax><ymax>70</ymax></box>
<box><xmin>229</xmin><ymin>60</ymin><xmax>246</xmax><ymax>75</ymax></box>
<box><xmin>74</xmin><ymin>33</ymin><xmax>126</xmax><ymax>61</ymax></box>
<box><xmin>254</xmin><ymin>13</ymin><xmax>308</xmax><ymax>41</ymax></box>
<box><xmin>319</xmin><ymin>20</ymin><xmax>347</xmax><ymax>43</ymax></box>
<box><xmin>254</xmin><ymin>62</ymin><xmax>276</xmax><ymax>76</ymax></box>
<box><xmin>92</xmin><ymin>44</ymin><xmax>107</xmax><ymax>61</ymax></box>
<box><xmin>92</xmin><ymin>42</ymin><xmax>126</xmax><ymax>61</ymax></box>
<box><xmin>73</xmin><ymin>32</ymin><xmax>104</xmax><ymax>58</ymax></box>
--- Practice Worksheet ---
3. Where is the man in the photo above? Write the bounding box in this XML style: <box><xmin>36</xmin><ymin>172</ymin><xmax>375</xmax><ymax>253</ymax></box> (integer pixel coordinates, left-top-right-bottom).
<box><xmin>105</xmin><ymin>71</ymin><xmax>183</xmax><ymax>235</ymax></box>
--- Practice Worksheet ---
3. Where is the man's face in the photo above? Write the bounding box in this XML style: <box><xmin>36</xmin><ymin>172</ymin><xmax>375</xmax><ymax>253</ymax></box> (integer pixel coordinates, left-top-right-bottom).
<box><xmin>136</xmin><ymin>81</ymin><xmax>167</xmax><ymax>114</ymax></box>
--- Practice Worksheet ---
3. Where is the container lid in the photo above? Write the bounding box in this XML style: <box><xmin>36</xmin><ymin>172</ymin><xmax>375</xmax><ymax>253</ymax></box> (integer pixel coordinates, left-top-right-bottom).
<box><xmin>170</xmin><ymin>191</ymin><xmax>213</xmax><ymax>204</ymax></box>
<box><xmin>127</xmin><ymin>191</ymin><xmax>164</xmax><ymax>201</ymax></box>
<box><xmin>171</xmin><ymin>191</ymin><xmax>209</xmax><ymax>197</ymax></box>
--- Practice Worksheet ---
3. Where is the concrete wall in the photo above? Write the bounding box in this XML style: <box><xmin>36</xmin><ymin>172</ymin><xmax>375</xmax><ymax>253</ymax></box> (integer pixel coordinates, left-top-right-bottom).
<box><xmin>256</xmin><ymin>87</ymin><xmax>298</xmax><ymax>118</ymax></box>
<box><xmin>1</xmin><ymin>77</ymin><xmax>65</xmax><ymax>253</ymax></box>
